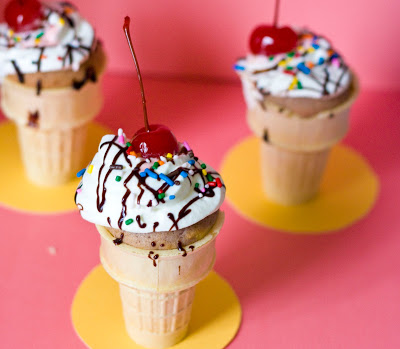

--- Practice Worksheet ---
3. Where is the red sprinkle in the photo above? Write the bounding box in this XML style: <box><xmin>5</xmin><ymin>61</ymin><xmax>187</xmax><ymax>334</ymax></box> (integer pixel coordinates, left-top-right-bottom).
<box><xmin>208</xmin><ymin>181</ymin><xmax>217</xmax><ymax>187</ymax></box>
<box><xmin>158</xmin><ymin>189</ymin><xmax>163</xmax><ymax>193</ymax></box>
<box><xmin>216</xmin><ymin>178</ymin><xmax>222</xmax><ymax>188</ymax></box>
<box><xmin>284</xmin><ymin>70</ymin><xmax>295</xmax><ymax>76</ymax></box>
<box><xmin>126</xmin><ymin>145</ymin><xmax>134</xmax><ymax>154</ymax></box>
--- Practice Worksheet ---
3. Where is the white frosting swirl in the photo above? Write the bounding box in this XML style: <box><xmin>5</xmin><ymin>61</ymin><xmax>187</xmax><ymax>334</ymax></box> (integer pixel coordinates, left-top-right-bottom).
<box><xmin>0</xmin><ymin>2</ymin><xmax>95</xmax><ymax>81</ymax></box>
<box><xmin>75</xmin><ymin>132</ymin><xmax>226</xmax><ymax>233</ymax></box>
<box><xmin>235</xmin><ymin>29</ymin><xmax>351</xmax><ymax>105</ymax></box>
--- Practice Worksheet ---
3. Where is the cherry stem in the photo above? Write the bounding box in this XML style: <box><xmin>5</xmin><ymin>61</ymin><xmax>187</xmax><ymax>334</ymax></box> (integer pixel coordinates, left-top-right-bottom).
<box><xmin>123</xmin><ymin>16</ymin><xmax>150</xmax><ymax>132</ymax></box>
<box><xmin>273</xmin><ymin>0</ymin><xmax>280</xmax><ymax>27</ymax></box>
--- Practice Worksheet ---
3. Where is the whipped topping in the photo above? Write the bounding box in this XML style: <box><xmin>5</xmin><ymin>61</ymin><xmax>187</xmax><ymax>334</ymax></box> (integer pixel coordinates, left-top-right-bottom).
<box><xmin>75</xmin><ymin>131</ymin><xmax>226</xmax><ymax>233</ymax></box>
<box><xmin>235</xmin><ymin>29</ymin><xmax>351</xmax><ymax>105</ymax></box>
<box><xmin>0</xmin><ymin>2</ymin><xmax>96</xmax><ymax>81</ymax></box>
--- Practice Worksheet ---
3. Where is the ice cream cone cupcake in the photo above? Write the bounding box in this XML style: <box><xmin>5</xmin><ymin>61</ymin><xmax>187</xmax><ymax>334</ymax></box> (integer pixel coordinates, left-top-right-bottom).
<box><xmin>74</xmin><ymin>17</ymin><xmax>226</xmax><ymax>348</ymax></box>
<box><xmin>0</xmin><ymin>1</ymin><xmax>106</xmax><ymax>186</ymax></box>
<box><xmin>235</xmin><ymin>3</ymin><xmax>358</xmax><ymax>204</ymax></box>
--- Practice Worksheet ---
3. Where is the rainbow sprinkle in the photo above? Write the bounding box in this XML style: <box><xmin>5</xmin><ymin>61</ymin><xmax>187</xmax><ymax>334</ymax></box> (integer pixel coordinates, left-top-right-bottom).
<box><xmin>125</xmin><ymin>219</ymin><xmax>133</xmax><ymax>225</ymax></box>
<box><xmin>159</xmin><ymin>173</ymin><xmax>174</xmax><ymax>186</ymax></box>
<box><xmin>76</xmin><ymin>168</ymin><xmax>86</xmax><ymax>177</ymax></box>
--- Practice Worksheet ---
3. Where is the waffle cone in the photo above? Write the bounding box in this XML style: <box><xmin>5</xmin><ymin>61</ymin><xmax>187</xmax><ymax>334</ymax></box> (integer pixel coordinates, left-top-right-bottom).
<box><xmin>96</xmin><ymin>211</ymin><xmax>225</xmax><ymax>348</ymax></box>
<box><xmin>244</xmin><ymin>77</ymin><xmax>359</xmax><ymax>205</ymax></box>
<box><xmin>1</xmin><ymin>76</ymin><xmax>103</xmax><ymax>186</ymax></box>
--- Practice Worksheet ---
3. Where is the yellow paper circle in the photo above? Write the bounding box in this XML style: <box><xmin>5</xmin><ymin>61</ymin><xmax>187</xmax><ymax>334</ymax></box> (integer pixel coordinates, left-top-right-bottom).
<box><xmin>0</xmin><ymin>121</ymin><xmax>110</xmax><ymax>214</ymax></box>
<box><xmin>221</xmin><ymin>136</ymin><xmax>379</xmax><ymax>233</ymax></box>
<box><xmin>71</xmin><ymin>265</ymin><xmax>242</xmax><ymax>349</ymax></box>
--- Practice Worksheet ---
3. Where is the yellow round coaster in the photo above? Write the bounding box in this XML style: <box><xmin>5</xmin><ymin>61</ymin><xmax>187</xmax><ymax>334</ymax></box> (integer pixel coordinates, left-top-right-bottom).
<box><xmin>71</xmin><ymin>265</ymin><xmax>241</xmax><ymax>349</ymax></box>
<box><xmin>0</xmin><ymin>121</ymin><xmax>110</xmax><ymax>214</ymax></box>
<box><xmin>221</xmin><ymin>136</ymin><xmax>379</xmax><ymax>233</ymax></box>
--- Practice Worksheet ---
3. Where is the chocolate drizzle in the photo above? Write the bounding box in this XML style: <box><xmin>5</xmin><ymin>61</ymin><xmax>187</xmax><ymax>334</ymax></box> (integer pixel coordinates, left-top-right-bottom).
<box><xmin>177</xmin><ymin>241</ymin><xmax>187</xmax><ymax>257</ymax></box>
<box><xmin>72</xmin><ymin>67</ymin><xmax>97</xmax><ymax>90</ymax></box>
<box><xmin>136</xmin><ymin>215</ymin><xmax>147</xmax><ymax>228</ymax></box>
<box><xmin>113</xmin><ymin>233</ymin><xmax>124</xmax><ymax>245</ymax></box>
<box><xmin>93</xmin><ymin>136</ymin><xmax>224</xmax><ymax>233</ymax></box>
<box><xmin>148</xmin><ymin>251</ymin><xmax>159</xmax><ymax>267</ymax></box>
<box><xmin>263</xmin><ymin>129</ymin><xmax>269</xmax><ymax>143</ymax></box>
<box><xmin>189</xmin><ymin>246</ymin><xmax>195</xmax><ymax>251</ymax></box>
<box><xmin>36</xmin><ymin>80</ymin><xmax>42</xmax><ymax>96</ymax></box>
<box><xmin>107</xmin><ymin>217</ymin><xmax>112</xmax><ymax>226</ymax></box>
<box><xmin>11</xmin><ymin>60</ymin><xmax>24</xmax><ymax>83</ymax></box>
<box><xmin>27</xmin><ymin>111</ymin><xmax>39</xmax><ymax>128</ymax></box>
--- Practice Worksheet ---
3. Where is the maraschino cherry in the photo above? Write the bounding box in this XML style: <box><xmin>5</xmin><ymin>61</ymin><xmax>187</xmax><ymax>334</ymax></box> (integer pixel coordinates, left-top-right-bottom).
<box><xmin>123</xmin><ymin>17</ymin><xmax>178</xmax><ymax>158</ymax></box>
<box><xmin>249</xmin><ymin>0</ymin><xmax>297</xmax><ymax>55</ymax></box>
<box><xmin>5</xmin><ymin>0</ymin><xmax>43</xmax><ymax>32</ymax></box>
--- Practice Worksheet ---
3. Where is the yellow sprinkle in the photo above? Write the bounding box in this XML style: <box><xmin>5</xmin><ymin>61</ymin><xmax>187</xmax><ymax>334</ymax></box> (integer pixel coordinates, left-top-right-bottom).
<box><xmin>34</xmin><ymin>38</ymin><xmax>40</xmax><ymax>44</ymax></box>
<box><xmin>278</xmin><ymin>60</ymin><xmax>286</xmax><ymax>67</ymax></box>
<box><xmin>158</xmin><ymin>160</ymin><xmax>165</xmax><ymax>165</ymax></box>
<box><xmin>202</xmin><ymin>169</ymin><xmax>207</xmax><ymax>176</ymax></box>
<box><xmin>59</xmin><ymin>18</ymin><xmax>65</xmax><ymax>25</ymax></box>
<box><xmin>8</xmin><ymin>29</ymin><xmax>14</xmax><ymax>37</ymax></box>
<box><xmin>87</xmin><ymin>165</ymin><xmax>93</xmax><ymax>174</ymax></box>
<box><xmin>307</xmin><ymin>47</ymin><xmax>315</xmax><ymax>53</ymax></box>
<box><xmin>166</xmin><ymin>153</ymin><xmax>173</xmax><ymax>159</ymax></box>
<box><xmin>289</xmin><ymin>77</ymin><xmax>298</xmax><ymax>90</ymax></box>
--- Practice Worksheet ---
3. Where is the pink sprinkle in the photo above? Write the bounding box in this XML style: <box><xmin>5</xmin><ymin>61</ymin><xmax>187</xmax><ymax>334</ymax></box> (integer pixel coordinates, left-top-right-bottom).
<box><xmin>331</xmin><ymin>58</ymin><xmax>340</xmax><ymax>68</ymax></box>
<box><xmin>200</xmin><ymin>187</ymin><xmax>205</xmax><ymax>193</ymax></box>
<box><xmin>183</xmin><ymin>141</ymin><xmax>191</xmax><ymax>151</ymax></box>
<box><xmin>76</xmin><ymin>188</ymin><xmax>82</xmax><ymax>194</ymax></box>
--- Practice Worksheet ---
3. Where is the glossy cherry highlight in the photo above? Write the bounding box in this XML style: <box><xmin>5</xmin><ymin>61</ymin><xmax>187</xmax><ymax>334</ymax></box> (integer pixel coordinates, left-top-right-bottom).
<box><xmin>129</xmin><ymin>124</ymin><xmax>179</xmax><ymax>158</ymax></box>
<box><xmin>5</xmin><ymin>0</ymin><xmax>43</xmax><ymax>32</ymax></box>
<box><xmin>249</xmin><ymin>25</ymin><xmax>298</xmax><ymax>56</ymax></box>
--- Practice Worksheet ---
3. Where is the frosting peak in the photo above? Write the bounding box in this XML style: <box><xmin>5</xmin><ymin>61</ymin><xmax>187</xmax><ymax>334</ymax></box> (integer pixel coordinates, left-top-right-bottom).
<box><xmin>75</xmin><ymin>131</ymin><xmax>226</xmax><ymax>233</ymax></box>
<box><xmin>235</xmin><ymin>29</ymin><xmax>351</xmax><ymax>103</ymax></box>
<box><xmin>0</xmin><ymin>2</ymin><xmax>96</xmax><ymax>81</ymax></box>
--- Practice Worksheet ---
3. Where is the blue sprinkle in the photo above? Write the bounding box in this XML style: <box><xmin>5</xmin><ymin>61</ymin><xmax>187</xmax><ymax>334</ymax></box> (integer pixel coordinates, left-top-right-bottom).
<box><xmin>188</xmin><ymin>160</ymin><xmax>195</xmax><ymax>165</ymax></box>
<box><xmin>297</xmin><ymin>62</ymin><xmax>311</xmax><ymax>75</ymax></box>
<box><xmin>139</xmin><ymin>171</ymin><xmax>147</xmax><ymax>178</ymax></box>
<box><xmin>169</xmin><ymin>195</ymin><xmax>176</xmax><ymax>200</ymax></box>
<box><xmin>331</xmin><ymin>53</ymin><xmax>339</xmax><ymax>59</ymax></box>
<box><xmin>76</xmin><ymin>168</ymin><xmax>86</xmax><ymax>177</ymax></box>
<box><xmin>233</xmin><ymin>64</ymin><xmax>245</xmax><ymax>71</ymax></box>
<box><xmin>145</xmin><ymin>168</ymin><xmax>158</xmax><ymax>179</ymax></box>
<box><xmin>312</xmin><ymin>43</ymin><xmax>320</xmax><ymax>49</ymax></box>
<box><xmin>318</xmin><ymin>57</ymin><xmax>325</xmax><ymax>65</ymax></box>
<box><xmin>159</xmin><ymin>173</ymin><xmax>174</xmax><ymax>186</ymax></box>
<box><xmin>180</xmin><ymin>171</ymin><xmax>188</xmax><ymax>178</ymax></box>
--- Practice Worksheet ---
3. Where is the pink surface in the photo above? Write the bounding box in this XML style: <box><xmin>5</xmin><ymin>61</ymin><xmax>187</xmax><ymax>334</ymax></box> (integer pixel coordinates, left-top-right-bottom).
<box><xmin>1</xmin><ymin>74</ymin><xmax>400</xmax><ymax>348</ymax></box>
<box><xmin>1</xmin><ymin>0</ymin><xmax>399</xmax><ymax>90</ymax></box>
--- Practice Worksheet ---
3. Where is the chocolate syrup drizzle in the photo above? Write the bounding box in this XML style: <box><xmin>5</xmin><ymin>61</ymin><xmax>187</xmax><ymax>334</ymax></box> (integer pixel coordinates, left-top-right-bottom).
<box><xmin>148</xmin><ymin>251</ymin><xmax>159</xmax><ymax>267</ymax></box>
<box><xmin>90</xmin><ymin>137</ymin><xmax>224</xmax><ymax>234</ymax></box>
<box><xmin>27</xmin><ymin>111</ymin><xmax>39</xmax><ymax>128</ymax></box>
<box><xmin>177</xmin><ymin>241</ymin><xmax>187</xmax><ymax>257</ymax></box>
<box><xmin>113</xmin><ymin>233</ymin><xmax>124</xmax><ymax>245</ymax></box>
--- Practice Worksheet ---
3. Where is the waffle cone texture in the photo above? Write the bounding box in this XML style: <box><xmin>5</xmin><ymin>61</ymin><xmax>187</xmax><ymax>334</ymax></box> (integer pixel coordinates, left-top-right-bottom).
<box><xmin>96</xmin><ymin>211</ymin><xmax>225</xmax><ymax>348</ymax></box>
<box><xmin>245</xmin><ymin>77</ymin><xmax>359</xmax><ymax>205</ymax></box>
<box><xmin>1</xmin><ymin>75</ymin><xmax>103</xmax><ymax>186</ymax></box>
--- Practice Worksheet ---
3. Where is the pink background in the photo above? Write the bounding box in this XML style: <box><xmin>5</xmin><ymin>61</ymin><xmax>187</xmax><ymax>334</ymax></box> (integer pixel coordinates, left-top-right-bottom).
<box><xmin>1</xmin><ymin>0</ymin><xmax>400</xmax><ymax>348</ymax></box>
<box><xmin>1</xmin><ymin>0</ymin><xmax>400</xmax><ymax>90</ymax></box>
<box><xmin>1</xmin><ymin>75</ymin><xmax>400</xmax><ymax>348</ymax></box>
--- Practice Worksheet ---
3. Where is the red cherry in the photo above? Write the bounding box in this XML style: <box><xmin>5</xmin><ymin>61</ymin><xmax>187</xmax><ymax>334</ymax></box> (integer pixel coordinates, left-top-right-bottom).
<box><xmin>5</xmin><ymin>0</ymin><xmax>43</xmax><ymax>32</ymax></box>
<box><xmin>249</xmin><ymin>25</ymin><xmax>298</xmax><ymax>56</ymax></box>
<box><xmin>130</xmin><ymin>124</ymin><xmax>179</xmax><ymax>158</ymax></box>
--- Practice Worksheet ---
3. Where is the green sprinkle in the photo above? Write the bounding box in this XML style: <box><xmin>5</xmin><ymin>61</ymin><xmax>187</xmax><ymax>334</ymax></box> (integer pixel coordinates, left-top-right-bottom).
<box><xmin>115</xmin><ymin>176</ymin><xmax>122</xmax><ymax>182</ymax></box>
<box><xmin>269</xmin><ymin>56</ymin><xmax>274</xmax><ymax>61</ymax></box>
<box><xmin>287</xmin><ymin>51</ymin><xmax>295</xmax><ymax>57</ymax></box>
<box><xmin>36</xmin><ymin>32</ymin><xmax>44</xmax><ymax>39</ymax></box>
<box><xmin>286</xmin><ymin>66</ymin><xmax>293</xmax><ymax>70</ymax></box>
<box><xmin>158</xmin><ymin>193</ymin><xmax>165</xmax><ymax>199</ymax></box>
<box><xmin>126</xmin><ymin>142</ymin><xmax>131</xmax><ymax>147</ymax></box>
<box><xmin>152</xmin><ymin>162</ymin><xmax>159</xmax><ymax>169</ymax></box>
<box><xmin>207</xmin><ymin>174</ymin><xmax>213</xmax><ymax>182</ymax></box>
<box><xmin>297</xmin><ymin>81</ymin><xmax>303</xmax><ymax>89</ymax></box>
<box><xmin>125</xmin><ymin>219</ymin><xmax>133</xmax><ymax>225</ymax></box>
<box><xmin>195</xmin><ymin>183</ymin><xmax>199</xmax><ymax>188</ymax></box>
<box><xmin>201</xmin><ymin>163</ymin><xmax>206</xmax><ymax>169</ymax></box>
<box><xmin>13</xmin><ymin>37</ymin><xmax>18</xmax><ymax>42</ymax></box>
